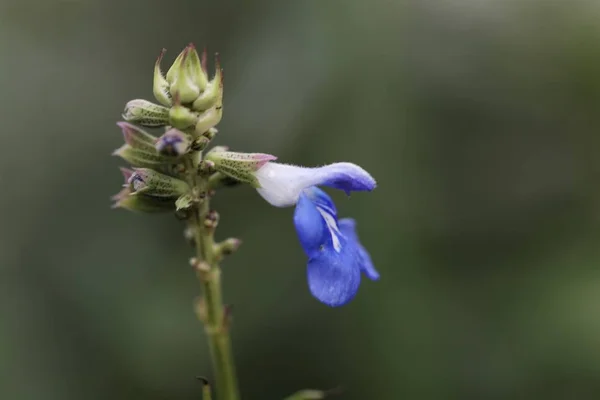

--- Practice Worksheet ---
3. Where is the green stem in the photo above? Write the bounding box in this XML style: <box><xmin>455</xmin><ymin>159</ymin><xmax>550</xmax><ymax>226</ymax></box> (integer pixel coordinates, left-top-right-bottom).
<box><xmin>187</xmin><ymin>156</ymin><xmax>240</xmax><ymax>400</ymax></box>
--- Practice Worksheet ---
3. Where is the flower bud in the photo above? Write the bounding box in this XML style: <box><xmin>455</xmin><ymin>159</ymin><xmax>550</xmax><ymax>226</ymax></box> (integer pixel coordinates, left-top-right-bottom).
<box><xmin>194</xmin><ymin>103</ymin><xmax>222</xmax><ymax>135</ymax></box>
<box><xmin>153</xmin><ymin>49</ymin><xmax>172</xmax><ymax>106</ymax></box>
<box><xmin>111</xmin><ymin>168</ymin><xmax>175</xmax><ymax>213</ymax></box>
<box><xmin>169</xmin><ymin>94</ymin><xmax>198</xmax><ymax>130</ymax></box>
<box><xmin>117</xmin><ymin>122</ymin><xmax>156</xmax><ymax>151</ymax></box>
<box><xmin>203</xmin><ymin>127</ymin><xmax>218</xmax><ymax>140</ymax></box>
<box><xmin>215</xmin><ymin>238</ymin><xmax>242</xmax><ymax>257</ymax></box>
<box><xmin>128</xmin><ymin>168</ymin><xmax>190</xmax><ymax>198</ymax></box>
<box><xmin>205</xmin><ymin>151</ymin><xmax>277</xmax><ymax>187</ymax></box>
<box><xmin>123</xmin><ymin>99</ymin><xmax>169</xmax><ymax>126</ymax></box>
<box><xmin>191</xmin><ymin>136</ymin><xmax>210</xmax><ymax>151</ymax></box>
<box><xmin>187</xmin><ymin>44</ymin><xmax>208</xmax><ymax>91</ymax></box>
<box><xmin>112</xmin><ymin>144</ymin><xmax>179</xmax><ymax>169</ymax></box>
<box><xmin>165</xmin><ymin>48</ymin><xmax>185</xmax><ymax>84</ymax></box>
<box><xmin>169</xmin><ymin>45</ymin><xmax>201</xmax><ymax>104</ymax></box>
<box><xmin>192</xmin><ymin>54</ymin><xmax>223</xmax><ymax>112</ymax></box>
<box><xmin>155</xmin><ymin>128</ymin><xmax>191</xmax><ymax>157</ymax></box>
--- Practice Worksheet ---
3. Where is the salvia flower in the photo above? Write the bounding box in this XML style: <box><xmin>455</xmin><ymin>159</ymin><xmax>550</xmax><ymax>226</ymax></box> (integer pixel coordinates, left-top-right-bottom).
<box><xmin>208</xmin><ymin>153</ymin><xmax>378</xmax><ymax>306</ymax></box>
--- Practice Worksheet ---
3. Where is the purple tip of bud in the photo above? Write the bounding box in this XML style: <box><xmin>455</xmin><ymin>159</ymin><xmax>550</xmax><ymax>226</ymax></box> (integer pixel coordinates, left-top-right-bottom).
<box><xmin>253</xmin><ymin>154</ymin><xmax>278</xmax><ymax>169</ymax></box>
<box><xmin>163</xmin><ymin>135</ymin><xmax>182</xmax><ymax>146</ymax></box>
<box><xmin>156</xmin><ymin>128</ymin><xmax>188</xmax><ymax>155</ymax></box>
<box><xmin>128</xmin><ymin>171</ymin><xmax>147</xmax><ymax>192</ymax></box>
<box><xmin>201</xmin><ymin>47</ymin><xmax>208</xmax><ymax>72</ymax></box>
<box><xmin>214</xmin><ymin>53</ymin><xmax>224</xmax><ymax>86</ymax></box>
<box><xmin>116</xmin><ymin>121</ymin><xmax>137</xmax><ymax>146</ymax></box>
<box><xmin>110</xmin><ymin>185</ymin><xmax>131</xmax><ymax>205</ymax></box>
<box><xmin>119</xmin><ymin>167</ymin><xmax>134</xmax><ymax>183</ymax></box>
<box><xmin>156</xmin><ymin>48</ymin><xmax>166</xmax><ymax>65</ymax></box>
<box><xmin>180</xmin><ymin>46</ymin><xmax>190</xmax><ymax>61</ymax></box>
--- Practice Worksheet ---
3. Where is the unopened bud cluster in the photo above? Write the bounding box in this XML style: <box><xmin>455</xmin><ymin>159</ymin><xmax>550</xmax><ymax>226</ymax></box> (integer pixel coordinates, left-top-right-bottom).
<box><xmin>111</xmin><ymin>44</ymin><xmax>281</xmax><ymax>216</ymax></box>
<box><xmin>111</xmin><ymin>44</ymin><xmax>228</xmax><ymax>213</ymax></box>
<box><xmin>123</xmin><ymin>43</ymin><xmax>223</xmax><ymax>136</ymax></box>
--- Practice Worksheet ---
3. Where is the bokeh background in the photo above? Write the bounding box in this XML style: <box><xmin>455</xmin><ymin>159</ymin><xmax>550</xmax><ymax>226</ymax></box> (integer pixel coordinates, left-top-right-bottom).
<box><xmin>3</xmin><ymin>0</ymin><xmax>600</xmax><ymax>399</ymax></box>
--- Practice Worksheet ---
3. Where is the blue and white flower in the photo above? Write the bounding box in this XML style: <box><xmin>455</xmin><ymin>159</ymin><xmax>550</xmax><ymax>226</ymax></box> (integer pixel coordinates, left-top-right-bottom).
<box><xmin>206</xmin><ymin>153</ymin><xmax>380</xmax><ymax>306</ymax></box>
<box><xmin>255</xmin><ymin>162</ymin><xmax>379</xmax><ymax>307</ymax></box>
<box><xmin>254</xmin><ymin>162</ymin><xmax>377</xmax><ymax>207</ymax></box>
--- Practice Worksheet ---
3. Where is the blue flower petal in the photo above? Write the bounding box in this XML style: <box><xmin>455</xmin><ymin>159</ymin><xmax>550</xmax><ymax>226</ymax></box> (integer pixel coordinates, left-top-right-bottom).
<box><xmin>339</xmin><ymin>218</ymin><xmax>380</xmax><ymax>281</ymax></box>
<box><xmin>293</xmin><ymin>192</ymin><xmax>329</xmax><ymax>256</ymax></box>
<box><xmin>307</xmin><ymin>244</ymin><xmax>362</xmax><ymax>307</ymax></box>
<box><xmin>315</xmin><ymin>163</ymin><xmax>377</xmax><ymax>195</ymax></box>
<box><xmin>293</xmin><ymin>187</ymin><xmax>377</xmax><ymax>306</ymax></box>
<box><xmin>304</xmin><ymin>186</ymin><xmax>337</xmax><ymax>216</ymax></box>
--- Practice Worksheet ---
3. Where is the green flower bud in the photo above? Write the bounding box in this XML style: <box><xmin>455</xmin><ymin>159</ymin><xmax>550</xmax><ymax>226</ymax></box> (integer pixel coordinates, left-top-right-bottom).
<box><xmin>169</xmin><ymin>45</ymin><xmax>201</xmax><ymax>104</ymax></box>
<box><xmin>188</xmin><ymin>44</ymin><xmax>208</xmax><ymax>91</ymax></box>
<box><xmin>215</xmin><ymin>238</ymin><xmax>242</xmax><ymax>258</ymax></box>
<box><xmin>128</xmin><ymin>168</ymin><xmax>190</xmax><ymax>198</ymax></box>
<box><xmin>195</xmin><ymin>103</ymin><xmax>222</xmax><ymax>135</ymax></box>
<box><xmin>112</xmin><ymin>144</ymin><xmax>179</xmax><ymax>169</ymax></box>
<box><xmin>111</xmin><ymin>168</ymin><xmax>175</xmax><ymax>213</ymax></box>
<box><xmin>153</xmin><ymin>49</ymin><xmax>172</xmax><ymax>106</ymax></box>
<box><xmin>203</xmin><ymin>127</ymin><xmax>218</xmax><ymax>140</ymax></box>
<box><xmin>123</xmin><ymin>99</ymin><xmax>169</xmax><ymax>126</ymax></box>
<box><xmin>169</xmin><ymin>94</ymin><xmax>198</xmax><ymax>130</ymax></box>
<box><xmin>191</xmin><ymin>136</ymin><xmax>210</xmax><ymax>152</ymax></box>
<box><xmin>117</xmin><ymin>122</ymin><xmax>157</xmax><ymax>151</ymax></box>
<box><xmin>192</xmin><ymin>54</ymin><xmax>223</xmax><ymax>112</ymax></box>
<box><xmin>205</xmin><ymin>151</ymin><xmax>277</xmax><ymax>187</ymax></box>
<box><xmin>165</xmin><ymin>48</ymin><xmax>185</xmax><ymax>84</ymax></box>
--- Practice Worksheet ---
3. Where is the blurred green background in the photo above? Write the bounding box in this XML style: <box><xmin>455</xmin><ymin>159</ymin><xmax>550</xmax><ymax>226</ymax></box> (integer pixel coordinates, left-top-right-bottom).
<box><xmin>3</xmin><ymin>0</ymin><xmax>600</xmax><ymax>399</ymax></box>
